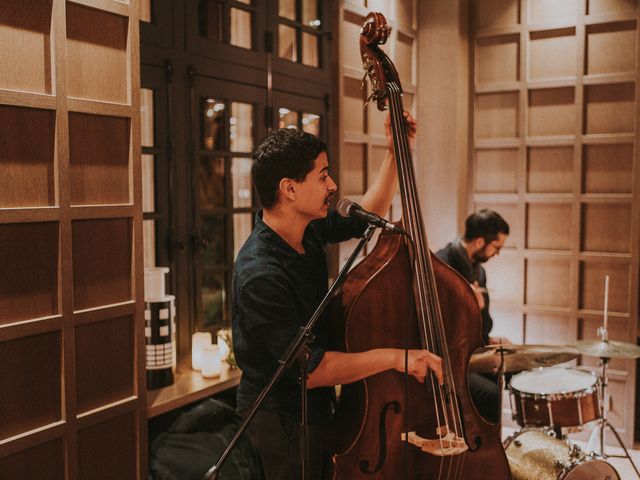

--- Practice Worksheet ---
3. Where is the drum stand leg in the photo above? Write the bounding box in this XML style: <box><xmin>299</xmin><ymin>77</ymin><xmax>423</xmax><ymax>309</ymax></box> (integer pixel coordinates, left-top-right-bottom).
<box><xmin>588</xmin><ymin>356</ymin><xmax>640</xmax><ymax>478</ymax></box>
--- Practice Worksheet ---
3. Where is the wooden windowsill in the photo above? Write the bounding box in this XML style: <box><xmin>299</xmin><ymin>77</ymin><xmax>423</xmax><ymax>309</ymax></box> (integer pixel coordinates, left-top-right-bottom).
<box><xmin>146</xmin><ymin>357</ymin><xmax>242</xmax><ymax>418</ymax></box>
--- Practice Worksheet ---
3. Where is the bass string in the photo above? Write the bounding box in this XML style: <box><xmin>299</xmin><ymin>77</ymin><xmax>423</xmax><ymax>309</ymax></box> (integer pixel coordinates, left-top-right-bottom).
<box><xmin>387</xmin><ymin>84</ymin><xmax>466</xmax><ymax>452</ymax></box>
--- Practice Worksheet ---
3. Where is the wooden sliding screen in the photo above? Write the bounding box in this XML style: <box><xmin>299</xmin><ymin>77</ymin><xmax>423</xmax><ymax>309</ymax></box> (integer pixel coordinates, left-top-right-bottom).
<box><xmin>471</xmin><ymin>0</ymin><xmax>640</xmax><ymax>444</ymax></box>
<box><xmin>0</xmin><ymin>1</ymin><xmax>145</xmax><ymax>478</ymax></box>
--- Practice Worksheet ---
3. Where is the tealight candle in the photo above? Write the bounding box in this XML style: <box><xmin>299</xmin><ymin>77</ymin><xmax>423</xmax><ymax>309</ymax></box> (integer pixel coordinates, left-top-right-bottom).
<box><xmin>191</xmin><ymin>332</ymin><xmax>212</xmax><ymax>370</ymax></box>
<box><xmin>201</xmin><ymin>344</ymin><xmax>222</xmax><ymax>378</ymax></box>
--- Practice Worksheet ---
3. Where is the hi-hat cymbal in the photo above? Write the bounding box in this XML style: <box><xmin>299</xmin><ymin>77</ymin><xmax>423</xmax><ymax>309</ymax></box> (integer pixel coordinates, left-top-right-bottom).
<box><xmin>469</xmin><ymin>344</ymin><xmax>580</xmax><ymax>374</ymax></box>
<box><xmin>572</xmin><ymin>339</ymin><xmax>640</xmax><ymax>359</ymax></box>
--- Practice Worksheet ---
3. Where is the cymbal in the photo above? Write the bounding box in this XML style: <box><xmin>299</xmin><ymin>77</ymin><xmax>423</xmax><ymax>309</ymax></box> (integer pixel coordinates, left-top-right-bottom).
<box><xmin>572</xmin><ymin>339</ymin><xmax>640</xmax><ymax>359</ymax></box>
<box><xmin>469</xmin><ymin>344</ymin><xmax>580</xmax><ymax>374</ymax></box>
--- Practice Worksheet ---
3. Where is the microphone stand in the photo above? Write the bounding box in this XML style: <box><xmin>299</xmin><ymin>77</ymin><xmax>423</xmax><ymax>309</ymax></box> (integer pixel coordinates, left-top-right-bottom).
<box><xmin>202</xmin><ymin>225</ymin><xmax>377</xmax><ymax>480</ymax></box>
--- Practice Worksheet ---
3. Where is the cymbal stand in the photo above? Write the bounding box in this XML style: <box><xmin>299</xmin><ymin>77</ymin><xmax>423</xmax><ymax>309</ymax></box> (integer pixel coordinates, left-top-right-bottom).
<box><xmin>587</xmin><ymin>326</ymin><xmax>640</xmax><ymax>478</ymax></box>
<box><xmin>496</xmin><ymin>346</ymin><xmax>507</xmax><ymax>421</ymax></box>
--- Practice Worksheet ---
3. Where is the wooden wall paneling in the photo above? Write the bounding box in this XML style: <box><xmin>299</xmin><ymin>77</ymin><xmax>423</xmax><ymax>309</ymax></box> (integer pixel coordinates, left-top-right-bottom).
<box><xmin>581</xmin><ymin>202</ymin><xmax>632</xmax><ymax>253</ymax></box>
<box><xmin>77</xmin><ymin>412</ymin><xmax>136</xmax><ymax>480</ymax></box>
<box><xmin>54</xmin><ymin>0</ymin><xmax>76</xmax><ymax>477</ymax></box>
<box><xmin>66</xmin><ymin>3</ymin><xmax>129</xmax><ymax>103</ymax></box>
<box><xmin>0</xmin><ymin>0</ymin><xmax>144</xmax><ymax>477</ymax></box>
<box><xmin>342</xmin><ymin>76</ymin><xmax>365</xmax><ymax>134</ymax></box>
<box><xmin>476</xmin><ymin>35</ymin><xmax>519</xmax><ymax>85</ymax></box>
<box><xmin>524</xmin><ymin>312</ymin><xmax>572</xmax><ymax>343</ymax></box>
<box><xmin>472</xmin><ymin>0</ymin><xmax>640</xmax><ymax>443</ymax></box>
<box><xmin>483</xmin><ymin>251</ymin><xmax>523</xmax><ymax>304</ymax></box>
<box><xmin>68</xmin><ymin>113</ymin><xmax>131</xmax><ymax>205</ymax></box>
<box><xmin>341</xmin><ymin>142</ymin><xmax>365</xmax><ymax>195</ymax></box>
<box><xmin>0</xmin><ymin>0</ymin><xmax>54</xmax><ymax>94</ymax></box>
<box><xmin>579</xmin><ymin>259</ymin><xmax>630</xmax><ymax>313</ymax></box>
<box><xmin>529</xmin><ymin>28</ymin><xmax>577</xmax><ymax>81</ymax></box>
<box><xmin>525</xmin><ymin>256</ymin><xmax>572</xmax><ymax>308</ymax></box>
<box><xmin>396</xmin><ymin>30</ymin><xmax>415</xmax><ymax>85</ymax></box>
<box><xmin>583</xmin><ymin>143</ymin><xmax>634</xmax><ymax>193</ymax></box>
<box><xmin>491</xmin><ymin>307</ymin><xmax>525</xmax><ymax>343</ymax></box>
<box><xmin>0</xmin><ymin>331</ymin><xmax>62</xmax><ymax>440</ymax></box>
<box><xmin>72</xmin><ymin>218</ymin><xmax>133</xmax><ymax>311</ymax></box>
<box><xmin>528</xmin><ymin>87</ymin><xmax>576</xmax><ymax>137</ymax></box>
<box><xmin>474</xmin><ymin>148</ymin><xmax>518</xmax><ymax>193</ymax></box>
<box><xmin>527</xmin><ymin>0</ymin><xmax>581</xmax><ymax>26</ymax></box>
<box><xmin>584</xmin><ymin>82</ymin><xmax>635</xmax><ymax>134</ymax></box>
<box><xmin>75</xmin><ymin>315</ymin><xmax>135</xmax><ymax>414</ymax></box>
<box><xmin>475</xmin><ymin>92</ymin><xmax>520</xmax><ymax>138</ymax></box>
<box><xmin>526</xmin><ymin>202</ymin><xmax>573</xmax><ymax>250</ymax></box>
<box><xmin>527</xmin><ymin>146</ymin><xmax>574</xmax><ymax>192</ymax></box>
<box><xmin>0</xmin><ymin>222</ymin><xmax>59</xmax><ymax>325</ymax></box>
<box><xmin>475</xmin><ymin>0</ymin><xmax>520</xmax><ymax>32</ymax></box>
<box><xmin>586</xmin><ymin>21</ymin><xmax>637</xmax><ymax>75</ymax></box>
<box><xmin>0</xmin><ymin>105</ymin><xmax>56</xmax><ymax>207</ymax></box>
<box><xmin>587</xmin><ymin>0</ymin><xmax>638</xmax><ymax>16</ymax></box>
<box><xmin>0</xmin><ymin>438</ymin><xmax>65</xmax><ymax>480</ymax></box>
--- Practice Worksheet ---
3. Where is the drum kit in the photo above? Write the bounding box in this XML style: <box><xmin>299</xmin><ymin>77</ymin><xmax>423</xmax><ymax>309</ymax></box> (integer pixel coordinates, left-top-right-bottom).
<box><xmin>470</xmin><ymin>330</ymin><xmax>640</xmax><ymax>480</ymax></box>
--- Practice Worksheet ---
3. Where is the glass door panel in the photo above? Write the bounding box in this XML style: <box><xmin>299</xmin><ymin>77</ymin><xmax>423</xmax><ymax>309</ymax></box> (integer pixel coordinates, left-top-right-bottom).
<box><xmin>191</xmin><ymin>77</ymin><xmax>265</xmax><ymax>333</ymax></box>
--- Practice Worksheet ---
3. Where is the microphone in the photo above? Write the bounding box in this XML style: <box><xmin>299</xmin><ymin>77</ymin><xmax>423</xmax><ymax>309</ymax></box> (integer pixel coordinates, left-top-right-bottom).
<box><xmin>337</xmin><ymin>199</ymin><xmax>407</xmax><ymax>235</ymax></box>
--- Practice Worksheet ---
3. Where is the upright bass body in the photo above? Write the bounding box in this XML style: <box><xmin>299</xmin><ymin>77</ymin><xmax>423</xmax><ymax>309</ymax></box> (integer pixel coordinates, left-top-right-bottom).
<box><xmin>329</xmin><ymin>11</ymin><xmax>512</xmax><ymax>479</ymax></box>
<box><xmin>329</xmin><ymin>231</ymin><xmax>511</xmax><ymax>479</ymax></box>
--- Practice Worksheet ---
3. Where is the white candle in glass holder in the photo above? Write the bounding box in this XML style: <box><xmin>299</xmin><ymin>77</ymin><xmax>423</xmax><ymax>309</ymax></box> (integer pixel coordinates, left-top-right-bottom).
<box><xmin>201</xmin><ymin>344</ymin><xmax>222</xmax><ymax>378</ymax></box>
<box><xmin>191</xmin><ymin>332</ymin><xmax>212</xmax><ymax>370</ymax></box>
<box><xmin>217</xmin><ymin>329</ymin><xmax>231</xmax><ymax>362</ymax></box>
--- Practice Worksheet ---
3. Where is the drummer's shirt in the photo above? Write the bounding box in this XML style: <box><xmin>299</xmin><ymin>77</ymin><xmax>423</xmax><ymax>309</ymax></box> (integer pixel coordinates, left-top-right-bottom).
<box><xmin>436</xmin><ymin>236</ymin><xmax>493</xmax><ymax>345</ymax></box>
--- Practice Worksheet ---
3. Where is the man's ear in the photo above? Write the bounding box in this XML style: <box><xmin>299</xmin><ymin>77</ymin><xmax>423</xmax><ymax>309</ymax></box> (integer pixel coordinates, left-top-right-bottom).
<box><xmin>471</xmin><ymin>237</ymin><xmax>486</xmax><ymax>252</ymax></box>
<box><xmin>278</xmin><ymin>178</ymin><xmax>296</xmax><ymax>201</ymax></box>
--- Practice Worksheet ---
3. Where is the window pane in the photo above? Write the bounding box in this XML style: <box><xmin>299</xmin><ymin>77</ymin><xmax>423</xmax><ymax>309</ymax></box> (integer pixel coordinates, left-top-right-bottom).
<box><xmin>201</xmin><ymin>98</ymin><xmax>225</xmax><ymax>151</ymax></box>
<box><xmin>142</xmin><ymin>154</ymin><xmax>155</xmax><ymax>212</ymax></box>
<box><xmin>230</xmin><ymin>102</ymin><xmax>253</xmax><ymax>152</ymax></box>
<box><xmin>230</xmin><ymin>8</ymin><xmax>252</xmax><ymax>49</ymax></box>
<box><xmin>199</xmin><ymin>0</ymin><xmax>223</xmax><ymax>42</ymax></box>
<box><xmin>199</xmin><ymin>157</ymin><xmax>225</xmax><ymax>209</ymax></box>
<box><xmin>140</xmin><ymin>0</ymin><xmax>152</xmax><ymax>22</ymax></box>
<box><xmin>278</xmin><ymin>107</ymin><xmax>299</xmax><ymax>129</ymax></box>
<box><xmin>141</xmin><ymin>88</ymin><xmax>154</xmax><ymax>147</ymax></box>
<box><xmin>303</xmin><ymin>0</ymin><xmax>321</xmax><ymax>28</ymax></box>
<box><xmin>302</xmin><ymin>33</ymin><xmax>319</xmax><ymax>67</ymax></box>
<box><xmin>143</xmin><ymin>220</ymin><xmax>156</xmax><ymax>268</ymax></box>
<box><xmin>202</xmin><ymin>271</ymin><xmax>226</xmax><ymax>328</ymax></box>
<box><xmin>234</xmin><ymin>213</ymin><xmax>253</xmax><ymax>260</ymax></box>
<box><xmin>302</xmin><ymin>113</ymin><xmax>320</xmax><ymax>136</ymax></box>
<box><xmin>202</xmin><ymin>215</ymin><xmax>226</xmax><ymax>265</ymax></box>
<box><xmin>279</xmin><ymin>25</ymin><xmax>297</xmax><ymax>62</ymax></box>
<box><xmin>279</xmin><ymin>0</ymin><xmax>295</xmax><ymax>20</ymax></box>
<box><xmin>232</xmin><ymin>157</ymin><xmax>252</xmax><ymax>207</ymax></box>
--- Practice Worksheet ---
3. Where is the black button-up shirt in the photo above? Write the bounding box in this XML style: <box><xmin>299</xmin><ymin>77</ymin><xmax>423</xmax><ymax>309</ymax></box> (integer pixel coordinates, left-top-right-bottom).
<box><xmin>232</xmin><ymin>210</ymin><xmax>366</xmax><ymax>423</ymax></box>
<box><xmin>436</xmin><ymin>236</ymin><xmax>493</xmax><ymax>345</ymax></box>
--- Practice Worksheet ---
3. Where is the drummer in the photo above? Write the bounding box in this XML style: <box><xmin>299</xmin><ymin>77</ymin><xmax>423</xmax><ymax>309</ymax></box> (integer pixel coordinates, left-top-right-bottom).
<box><xmin>436</xmin><ymin>209</ymin><xmax>510</xmax><ymax>424</ymax></box>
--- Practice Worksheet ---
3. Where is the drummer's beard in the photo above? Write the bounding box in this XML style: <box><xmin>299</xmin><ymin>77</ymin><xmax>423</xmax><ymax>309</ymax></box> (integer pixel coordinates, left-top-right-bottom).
<box><xmin>472</xmin><ymin>246</ymin><xmax>491</xmax><ymax>264</ymax></box>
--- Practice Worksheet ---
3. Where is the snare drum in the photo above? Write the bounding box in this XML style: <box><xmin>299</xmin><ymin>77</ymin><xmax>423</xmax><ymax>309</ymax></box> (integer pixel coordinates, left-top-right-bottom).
<box><xmin>509</xmin><ymin>368</ymin><xmax>599</xmax><ymax>429</ymax></box>
<box><xmin>504</xmin><ymin>429</ymin><xmax>619</xmax><ymax>480</ymax></box>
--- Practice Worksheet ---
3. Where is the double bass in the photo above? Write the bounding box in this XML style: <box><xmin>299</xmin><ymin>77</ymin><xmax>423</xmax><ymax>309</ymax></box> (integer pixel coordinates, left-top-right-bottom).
<box><xmin>329</xmin><ymin>12</ymin><xmax>512</xmax><ymax>480</ymax></box>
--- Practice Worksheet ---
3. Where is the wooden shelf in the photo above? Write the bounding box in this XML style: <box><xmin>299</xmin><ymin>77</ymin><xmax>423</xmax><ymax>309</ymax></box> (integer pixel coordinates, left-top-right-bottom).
<box><xmin>147</xmin><ymin>357</ymin><xmax>242</xmax><ymax>418</ymax></box>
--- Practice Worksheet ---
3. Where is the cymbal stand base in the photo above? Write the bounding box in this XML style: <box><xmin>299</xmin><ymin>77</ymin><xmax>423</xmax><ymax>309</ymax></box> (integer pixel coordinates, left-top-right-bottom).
<box><xmin>588</xmin><ymin>418</ymin><xmax>640</xmax><ymax>479</ymax></box>
<box><xmin>588</xmin><ymin>352</ymin><xmax>640</xmax><ymax>479</ymax></box>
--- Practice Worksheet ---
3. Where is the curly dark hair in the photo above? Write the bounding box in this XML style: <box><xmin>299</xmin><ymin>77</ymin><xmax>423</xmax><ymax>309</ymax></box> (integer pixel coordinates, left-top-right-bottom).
<box><xmin>252</xmin><ymin>128</ymin><xmax>326</xmax><ymax>209</ymax></box>
<box><xmin>463</xmin><ymin>209</ymin><xmax>510</xmax><ymax>243</ymax></box>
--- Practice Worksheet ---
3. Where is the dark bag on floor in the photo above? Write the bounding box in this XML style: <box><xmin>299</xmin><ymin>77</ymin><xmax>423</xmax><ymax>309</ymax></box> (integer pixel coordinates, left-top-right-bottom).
<box><xmin>150</xmin><ymin>399</ymin><xmax>264</xmax><ymax>480</ymax></box>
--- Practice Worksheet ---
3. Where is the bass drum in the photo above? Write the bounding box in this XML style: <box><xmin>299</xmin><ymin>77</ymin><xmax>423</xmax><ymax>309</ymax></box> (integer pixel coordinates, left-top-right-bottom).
<box><xmin>504</xmin><ymin>429</ymin><xmax>619</xmax><ymax>480</ymax></box>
